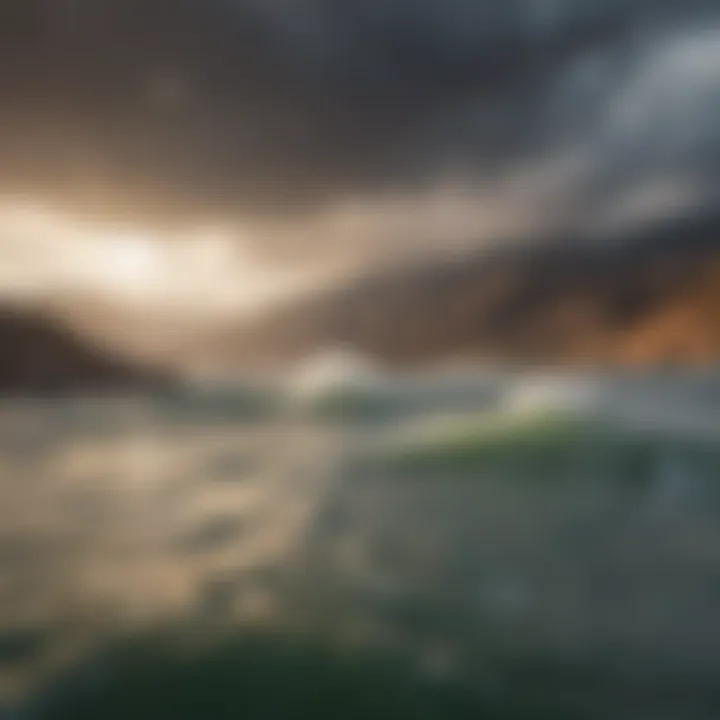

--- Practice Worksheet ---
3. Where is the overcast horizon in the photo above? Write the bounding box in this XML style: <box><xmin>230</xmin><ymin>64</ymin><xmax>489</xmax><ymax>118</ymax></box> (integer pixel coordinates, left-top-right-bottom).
<box><xmin>0</xmin><ymin>2</ymin><xmax>719</xmax><ymax>285</ymax></box>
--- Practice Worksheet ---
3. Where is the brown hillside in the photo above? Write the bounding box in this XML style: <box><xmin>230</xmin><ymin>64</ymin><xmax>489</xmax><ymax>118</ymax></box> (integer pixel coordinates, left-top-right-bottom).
<box><xmin>0</xmin><ymin>304</ymin><xmax>171</xmax><ymax>394</ymax></box>
<box><xmin>206</xmin><ymin>214</ymin><xmax>720</xmax><ymax>368</ymax></box>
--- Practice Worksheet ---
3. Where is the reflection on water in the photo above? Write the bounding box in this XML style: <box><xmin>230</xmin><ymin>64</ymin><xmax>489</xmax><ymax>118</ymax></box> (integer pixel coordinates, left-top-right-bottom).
<box><xmin>1</xmin><ymin>370</ymin><xmax>720</xmax><ymax>719</ymax></box>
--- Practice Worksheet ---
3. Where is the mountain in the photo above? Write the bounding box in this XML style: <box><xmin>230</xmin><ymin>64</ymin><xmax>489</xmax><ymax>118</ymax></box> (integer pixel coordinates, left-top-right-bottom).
<box><xmin>202</xmin><ymin>213</ymin><xmax>720</xmax><ymax>369</ymax></box>
<box><xmin>0</xmin><ymin>303</ymin><xmax>172</xmax><ymax>394</ymax></box>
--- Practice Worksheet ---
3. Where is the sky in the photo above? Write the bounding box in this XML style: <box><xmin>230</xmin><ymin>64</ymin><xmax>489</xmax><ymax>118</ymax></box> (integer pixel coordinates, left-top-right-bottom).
<box><xmin>1</xmin><ymin>0</ymin><xmax>720</xmax><ymax>304</ymax></box>
<box><xmin>0</xmin><ymin>200</ymin><xmax>336</xmax><ymax>316</ymax></box>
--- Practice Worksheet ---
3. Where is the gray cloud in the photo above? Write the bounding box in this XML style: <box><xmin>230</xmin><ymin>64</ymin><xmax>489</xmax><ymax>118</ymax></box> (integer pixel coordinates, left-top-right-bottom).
<box><xmin>0</xmin><ymin>0</ymin><xmax>719</xmax><ymax>241</ymax></box>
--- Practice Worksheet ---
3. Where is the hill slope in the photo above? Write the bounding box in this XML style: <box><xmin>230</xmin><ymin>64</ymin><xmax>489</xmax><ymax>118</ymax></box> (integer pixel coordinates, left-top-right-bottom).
<box><xmin>0</xmin><ymin>304</ymin><xmax>171</xmax><ymax>393</ymax></box>
<box><xmin>206</xmin><ymin>214</ymin><xmax>720</xmax><ymax>368</ymax></box>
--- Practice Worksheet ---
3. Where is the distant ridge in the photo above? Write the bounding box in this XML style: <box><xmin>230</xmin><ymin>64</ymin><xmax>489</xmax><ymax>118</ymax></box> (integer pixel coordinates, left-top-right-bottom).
<box><xmin>0</xmin><ymin>303</ymin><xmax>172</xmax><ymax>394</ymax></box>
<box><xmin>205</xmin><ymin>212</ymin><xmax>720</xmax><ymax>368</ymax></box>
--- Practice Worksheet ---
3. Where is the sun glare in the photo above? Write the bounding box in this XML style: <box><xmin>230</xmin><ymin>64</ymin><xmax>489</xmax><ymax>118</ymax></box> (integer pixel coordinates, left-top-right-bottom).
<box><xmin>0</xmin><ymin>199</ymin><xmax>330</xmax><ymax>313</ymax></box>
<box><xmin>97</xmin><ymin>234</ymin><xmax>165</xmax><ymax>286</ymax></box>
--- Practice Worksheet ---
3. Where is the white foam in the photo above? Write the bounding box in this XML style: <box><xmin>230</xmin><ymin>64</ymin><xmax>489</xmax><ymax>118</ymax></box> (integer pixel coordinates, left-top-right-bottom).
<box><xmin>502</xmin><ymin>375</ymin><xmax>601</xmax><ymax>418</ymax></box>
<box><xmin>286</xmin><ymin>347</ymin><xmax>387</xmax><ymax>405</ymax></box>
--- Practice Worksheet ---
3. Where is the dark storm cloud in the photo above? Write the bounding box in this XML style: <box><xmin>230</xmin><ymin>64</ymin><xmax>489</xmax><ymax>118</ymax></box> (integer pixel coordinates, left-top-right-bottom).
<box><xmin>0</xmin><ymin>0</ymin><xmax>719</xmax><ymax>227</ymax></box>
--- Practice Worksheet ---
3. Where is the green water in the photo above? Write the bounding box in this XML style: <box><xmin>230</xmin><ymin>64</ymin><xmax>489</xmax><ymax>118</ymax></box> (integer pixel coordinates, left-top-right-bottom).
<box><xmin>2</xmin><ymin>371</ymin><xmax>719</xmax><ymax>719</ymax></box>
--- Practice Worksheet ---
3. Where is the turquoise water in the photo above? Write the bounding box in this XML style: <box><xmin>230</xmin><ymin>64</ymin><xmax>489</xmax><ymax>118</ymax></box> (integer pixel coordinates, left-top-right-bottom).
<box><xmin>1</xmin><ymin>369</ymin><xmax>719</xmax><ymax>718</ymax></box>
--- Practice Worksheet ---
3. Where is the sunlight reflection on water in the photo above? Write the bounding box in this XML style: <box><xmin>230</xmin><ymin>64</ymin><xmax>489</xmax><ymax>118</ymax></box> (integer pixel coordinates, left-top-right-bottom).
<box><xmin>1</xmin><ymin>370</ymin><xmax>719</xmax><ymax>718</ymax></box>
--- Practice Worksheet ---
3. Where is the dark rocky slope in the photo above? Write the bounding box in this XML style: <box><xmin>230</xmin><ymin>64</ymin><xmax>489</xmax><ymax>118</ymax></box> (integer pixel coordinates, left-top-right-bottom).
<box><xmin>0</xmin><ymin>303</ymin><xmax>171</xmax><ymax>394</ymax></box>
<box><xmin>207</xmin><ymin>213</ymin><xmax>720</xmax><ymax>368</ymax></box>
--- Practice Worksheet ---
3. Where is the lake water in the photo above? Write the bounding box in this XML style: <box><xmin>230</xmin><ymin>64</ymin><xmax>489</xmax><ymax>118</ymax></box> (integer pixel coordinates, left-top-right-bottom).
<box><xmin>1</xmin><ymin>368</ymin><xmax>719</xmax><ymax>719</ymax></box>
